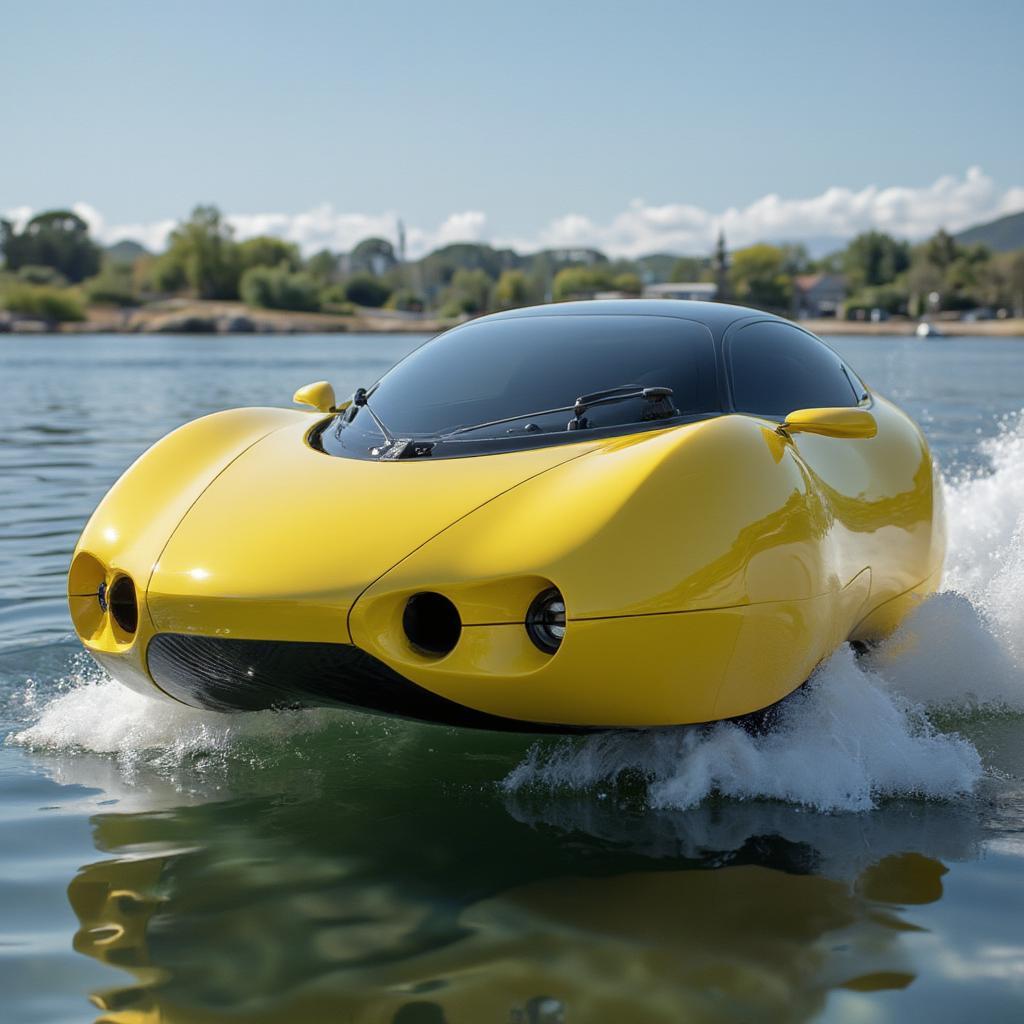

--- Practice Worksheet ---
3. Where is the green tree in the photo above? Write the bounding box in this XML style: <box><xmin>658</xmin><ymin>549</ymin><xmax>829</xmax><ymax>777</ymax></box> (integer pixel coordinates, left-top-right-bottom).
<box><xmin>1008</xmin><ymin>252</ymin><xmax>1024</xmax><ymax>317</ymax></box>
<box><xmin>922</xmin><ymin>228</ymin><xmax>958</xmax><ymax>271</ymax></box>
<box><xmin>236</xmin><ymin>236</ymin><xmax>301</xmax><ymax>273</ymax></box>
<box><xmin>239</xmin><ymin>263</ymin><xmax>320</xmax><ymax>311</ymax></box>
<box><xmin>905</xmin><ymin>257</ymin><xmax>944</xmax><ymax>316</ymax></box>
<box><xmin>842</xmin><ymin>231</ymin><xmax>911</xmax><ymax>291</ymax></box>
<box><xmin>943</xmin><ymin>243</ymin><xmax>990</xmax><ymax>310</ymax></box>
<box><xmin>906</xmin><ymin>233</ymin><xmax>991</xmax><ymax>312</ymax></box>
<box><xmin>385</xmin><ymin>288</ymin><xmax>425</xmax><ymax>312</ymax></box>
<box><xmin>612</xmin><ymin>272</ymin><xmax>642</xmax><ymax>296</ymax></box>
<box><xmin>147</xmin><ymin>252</ymin><xmax>187</xmax><ymax>294</ymax></box>
<box><xmin>344</xmin><ymin>273</ymin><xmax>391</xmax><ymax>307</ymax></box>
<box><xmin>1</xmin><ymin>210</ymin><xmax>101</xmax><ymax>283</ymax></box>
<box><xmin>669</xmin><ymin>256</ymin><xmax>705</xmax><ymax>283</ymax></box>
<box><xmin>728</xmin><ymin>244</ymin><xmax>792</xmax><ymax>311</ymax></box>
<box><xmin>444</xmin><ymin>268</ymin><xmax>493</xmax><ymax>313</ymax></box>
<box><xmin>318</xmin><ymin>283</ymin><xmax>355</xmax><ymax>314</ymax></box>
<box><xmin>778</xmin><ymin>243</ymin><xmax>812</xmax><ymax>277</ymax></box>
<box><xmin>349</xmin><ymin>237</ymin><xmax>398</xmax><ymax>276</ymax></box>
<box><xmin>843</xmin><ymin>284</ymin><xmax>907</xmax><ymax>318</ymax></box>
<box><xmin>306</xmin><ymin>249</ymin><xmax>339</xmax><ymax>282</ymax></box>
<box><xmin>156</xmin><ymin>205</ymin><xmax>240</xmax><ymax>299</ymax></box>
<box><xmin>83</xmin><ymin>262</ymin><xmax>139</xmax><ymax>306</ymax></box>
<box><xmin>417</xmin><ymin>243</ymin><xmax>518</xmax><ymax>307</ymax></box>
<box><xmin>985</xmin><ymin>250</ymin><xmax>1024</xmax><ymax>316</ymax></box>
<box><xmin>2</xmin><ymin>283</ymin><xmax>85</xmax><ymax>324</ymax></box>
<box><xmin>494</xmin><ymin>269</ymin><xmax>530</xmax><ymax>308</ymax></box>
<box><xmin>16</xmin><ymin>264</ymin><xmax>68</xmax><ymax>286</ymax></box>
<box><xmin>551</xmin><ymin>266</ymin><xmax>612</xmax><ymax>301</ymax></box>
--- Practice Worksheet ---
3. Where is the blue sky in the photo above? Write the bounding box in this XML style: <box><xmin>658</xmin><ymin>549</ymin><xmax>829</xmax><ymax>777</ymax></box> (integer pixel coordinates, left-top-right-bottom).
<box><xmin>3</xmin><ymin>0</ymin><xmax>1022</xmax><ymax>255</ymax></box>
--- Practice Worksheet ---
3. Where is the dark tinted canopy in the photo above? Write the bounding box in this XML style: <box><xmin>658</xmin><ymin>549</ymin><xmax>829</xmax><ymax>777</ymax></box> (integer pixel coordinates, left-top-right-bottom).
<box><xmin>329</xmin><ymin>314</ymin><xmax>720</xmax><ymax>456</ymax></box>
<box><xmin>726</xmin><ymin>321</ymin><xmax>863</xmax><ymax>417</ymax></box>
<box><xmin>316</xmin><ymin>303</ymin><xmax>871</xmax><ymax>461</ymax></box>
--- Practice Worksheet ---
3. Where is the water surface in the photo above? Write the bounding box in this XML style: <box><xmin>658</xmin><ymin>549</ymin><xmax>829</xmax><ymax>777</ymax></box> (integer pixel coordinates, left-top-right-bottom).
<box><xmin>1</xmin><ymin>333</ymin><xmax>1023</xmax><ymax>1023</ymax></box>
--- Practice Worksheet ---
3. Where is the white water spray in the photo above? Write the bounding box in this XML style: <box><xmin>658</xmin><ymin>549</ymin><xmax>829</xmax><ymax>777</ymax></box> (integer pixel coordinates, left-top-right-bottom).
<box><xmin>504</xmin><ymin>417</ymin><xmax>1024</xmax><ymax>812</ymax></box>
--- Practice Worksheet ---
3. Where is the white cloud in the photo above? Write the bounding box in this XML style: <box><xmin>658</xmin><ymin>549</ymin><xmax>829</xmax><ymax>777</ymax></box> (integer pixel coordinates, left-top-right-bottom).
<box><xmin>433</xmin><ymin>210</ymin><xmax>488</xmax><ymax>247</ymax></box>
<box><xmin>70</xmin><ymin>201</ymin><xmax>177</xmax><ymax>254</ymax></box>
<box><xmin>6</xmin><ymin>168</ymin><xmax>1022</xmax><ymax>259</ymax></box>
<box><xmin>227</xmin><ymin>205</ymin><xmax>402</xmax><ymax>256</ymax></box>
<box><xmin>506</xmin><ymin>167</ymin><xmax>1024</xmax><ymax>257</ymax></box>
<box><xmin>2</xmin><ymin>206</ymin><xmax>34</xmax><ymax>232</ymax></box>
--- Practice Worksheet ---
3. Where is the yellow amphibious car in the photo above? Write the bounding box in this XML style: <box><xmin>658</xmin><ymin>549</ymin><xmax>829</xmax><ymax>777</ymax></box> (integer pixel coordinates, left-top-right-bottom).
<box><xmin>68</xmin><ymin>301</ymin><xmax>945</xmax><ymax>730</ymax></box>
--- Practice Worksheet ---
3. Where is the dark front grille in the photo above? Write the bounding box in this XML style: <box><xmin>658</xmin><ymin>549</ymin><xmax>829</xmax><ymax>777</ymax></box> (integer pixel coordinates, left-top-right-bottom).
<box><xmin>146</xmin><ymin>633</ymin><xmax>573</xmax><ymax>732</ymax></box>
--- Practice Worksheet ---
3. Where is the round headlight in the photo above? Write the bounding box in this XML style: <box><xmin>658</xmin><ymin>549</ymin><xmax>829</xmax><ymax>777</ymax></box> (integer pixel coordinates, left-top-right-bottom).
<box><xmin>526</xmin><ymin>588</ymin><xmax>566</xmax><ymax>654</ymax></box>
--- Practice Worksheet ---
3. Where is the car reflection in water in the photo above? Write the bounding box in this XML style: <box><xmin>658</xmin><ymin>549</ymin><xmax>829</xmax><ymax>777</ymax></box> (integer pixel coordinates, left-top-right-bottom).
<box><xmin>60</xmin><ymin>725</ymin><xmax>986</xmax><ymax>1024</ymax></box>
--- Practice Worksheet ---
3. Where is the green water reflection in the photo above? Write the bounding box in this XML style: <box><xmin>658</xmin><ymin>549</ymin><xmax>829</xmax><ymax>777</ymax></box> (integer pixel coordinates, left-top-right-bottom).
<box><xmin>51</xmin><ymin>718</ymin><xmax>1011</xmax><ymax>1024</ymax></box>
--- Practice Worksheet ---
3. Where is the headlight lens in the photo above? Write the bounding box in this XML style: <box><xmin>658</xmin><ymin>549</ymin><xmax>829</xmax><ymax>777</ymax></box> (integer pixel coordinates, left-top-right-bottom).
<box><xmin>526</xmin><ymin>588</ymin><xmax>566</xmax><ymax>653</ymax></box>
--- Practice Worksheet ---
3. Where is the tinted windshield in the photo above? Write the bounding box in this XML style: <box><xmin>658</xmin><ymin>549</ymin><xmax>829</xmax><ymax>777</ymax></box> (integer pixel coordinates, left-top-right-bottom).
<box><xmin>359</xmin><ymin>314</ymin><xmax>719</xmax><ymax>440</ymax></box>
<box><xmin>727</xmin><ymin>321</ymin><xmax>862</xmax><ymax>417</ymax></box>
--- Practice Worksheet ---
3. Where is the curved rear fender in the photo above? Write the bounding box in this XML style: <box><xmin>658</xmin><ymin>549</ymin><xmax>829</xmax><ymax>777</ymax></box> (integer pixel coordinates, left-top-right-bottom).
<box><xmin>823</xmin><ymin>395</ymin><xmax>944</xmax><ymax>601</ymax></box>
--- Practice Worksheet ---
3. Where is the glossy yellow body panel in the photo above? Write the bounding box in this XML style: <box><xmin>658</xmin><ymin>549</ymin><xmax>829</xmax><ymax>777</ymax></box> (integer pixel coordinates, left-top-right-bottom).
<box><xmin>68</xmin><ymin>407</ymin><xmax>302</xmax><ymax>698</ymax></box>
<box><xmin>345</xmin><ymin>396</ymin><xmax>942</xmax><ymax>724</ymax></box>
<box><xmin>69</xmin><ymin>386</ymin><xmax>944</xmax><ymax>727</ymax></box>
<box><xmin>145</xmin><ymin>424</ymin><xmax>604</xmax><ymax>642</ymax></box>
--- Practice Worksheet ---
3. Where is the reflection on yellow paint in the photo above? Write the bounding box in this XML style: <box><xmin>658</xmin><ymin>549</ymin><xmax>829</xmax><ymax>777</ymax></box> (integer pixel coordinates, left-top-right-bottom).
<box><xmin>69</xmin><ymin>847</ymin><xmax>945</xmax><ymax>1024</ymax></box>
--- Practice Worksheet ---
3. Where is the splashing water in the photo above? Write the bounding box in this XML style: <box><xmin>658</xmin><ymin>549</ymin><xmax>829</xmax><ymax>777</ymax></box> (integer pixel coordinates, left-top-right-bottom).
<box><xmin>8</xmin><ymin>652</ymin><xmax>347</xmax><ymax>774</ymax></box>
<box><xmin>944</xmin><ymin>416</ymin><xmax>1024</xmax><ymax>664</ymax></box>
<box><xmin>8</xmin><ymin>418</ymin><xmax>1024</xmax><ymax>811</ymax></box>
<box><xmin>503</xmin><ymin>648</ymin><xmax>984</xmax><ymax>813</ymax></box>
<box><xmin>504</xmin><ymin>416</ymin><xmax>1024</xmax><ymax>812</ymax></box>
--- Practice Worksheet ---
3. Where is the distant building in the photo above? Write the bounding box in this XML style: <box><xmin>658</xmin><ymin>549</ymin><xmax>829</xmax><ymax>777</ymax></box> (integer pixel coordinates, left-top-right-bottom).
<box><xmin>794</xmin><ymin>273</ymin><xmax>846</xmax><ymax>318</ymax></box>
<box><xmin>643</xmin><ymin>281</ymin><xmax>718</xmax><ymax>301</ymax></box>
<box><xmin>548</xmin><ymin>248</ymin><xmax>604</xmax><ymax>266</ymax></box>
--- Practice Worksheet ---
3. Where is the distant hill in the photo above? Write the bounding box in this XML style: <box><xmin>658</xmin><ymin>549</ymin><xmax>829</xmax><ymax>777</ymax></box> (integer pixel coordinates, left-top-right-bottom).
<box><xmin>955</xmin><ymin>210</ymin><xmax>1024</xmax><ymax>252</ymax></box>
<box><xmin>105</xmin><ymin>239</ymin><xmax>150</xmax><ymax>263</ymax></box>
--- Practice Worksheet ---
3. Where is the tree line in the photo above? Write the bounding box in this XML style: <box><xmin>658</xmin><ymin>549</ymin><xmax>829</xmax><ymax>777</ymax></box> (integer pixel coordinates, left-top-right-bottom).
<box><xmin>2</xmin><ymin>204</ymin><xmax>1023</xmax><ymax>325</ymax></box>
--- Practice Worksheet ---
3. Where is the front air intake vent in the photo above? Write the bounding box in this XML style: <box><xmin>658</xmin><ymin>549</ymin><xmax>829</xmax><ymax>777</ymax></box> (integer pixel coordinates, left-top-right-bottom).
<box><xmin>402</xmin><ymin>592</ymin><xmax>461</xmax><ymax>656</ymax></box>
<box><xmin>108</xmin><ymin>575</ymin><xmax>139</xmax><ymax>635</ymax></box>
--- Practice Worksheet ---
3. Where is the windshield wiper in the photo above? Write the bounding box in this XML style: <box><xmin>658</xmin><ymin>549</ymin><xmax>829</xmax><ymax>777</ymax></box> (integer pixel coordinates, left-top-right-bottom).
<box><xmin>441</xmin><ymin>384</ymin><xmax>677</xmax><ymax>439</ymax></box>
<box><xmin>348</xmin><ymin>387</ymin><xmax>396</xmax><ymax>446</ymax></box>
<box><xmin>567</xmin><ymin>385</ymin><xmax>676</xmax><ymax>430</ymax></box>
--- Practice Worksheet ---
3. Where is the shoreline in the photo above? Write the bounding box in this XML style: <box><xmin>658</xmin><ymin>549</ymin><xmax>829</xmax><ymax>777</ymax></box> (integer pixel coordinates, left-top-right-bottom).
<box><xmin>3</xmin><ymin>300</ymin><xmax>1023</xmax><ymax>338</ymax></box>
<box><xmin>801</xmin><ymin>317</ymin><xmax>1024</xmax><ymax>337</ymax></box>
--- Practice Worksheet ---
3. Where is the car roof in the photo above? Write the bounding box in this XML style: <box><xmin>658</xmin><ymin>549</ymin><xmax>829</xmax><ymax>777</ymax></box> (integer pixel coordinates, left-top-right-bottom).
<box><xmin>480</xmin><ymin>299</ymin><xmax>786</xmax><ymax>337</ymax></box>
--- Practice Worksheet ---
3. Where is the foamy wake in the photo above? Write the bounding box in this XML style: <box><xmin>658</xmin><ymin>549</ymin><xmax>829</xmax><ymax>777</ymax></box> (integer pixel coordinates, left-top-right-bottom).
<box><xmin>8</xmin><ymin>418</ymin><xmax>1024</xmax><ymax>812</ymax></box>
<box><xmin>9</xmin><ymin>654</ymin><xmax>344</xmax><ymax>773</ymax></box>
<box><xmin>504</xmin><ymin>416</ymin><xmax>1024</xmax><ymax>812</ymax></box>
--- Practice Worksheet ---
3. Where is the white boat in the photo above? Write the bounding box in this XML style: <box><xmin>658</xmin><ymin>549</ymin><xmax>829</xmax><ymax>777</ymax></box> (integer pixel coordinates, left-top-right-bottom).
<box><xmin>916</xmin><ymin>321</ymin><xmax>944</xmax><ymax>338</ymax></box>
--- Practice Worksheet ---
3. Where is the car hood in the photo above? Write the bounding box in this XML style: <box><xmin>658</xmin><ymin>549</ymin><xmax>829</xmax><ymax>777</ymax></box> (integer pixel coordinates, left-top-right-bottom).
<box><xmin>146</xmin><ymin>420</ymin><xmax>604</xmax><ymax>642</ymax></box>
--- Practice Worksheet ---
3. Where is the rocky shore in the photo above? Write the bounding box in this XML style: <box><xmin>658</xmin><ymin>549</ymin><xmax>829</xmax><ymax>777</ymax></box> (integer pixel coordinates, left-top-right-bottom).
<box><xmin>0</xmin><ymin>300</ymin><xmax>448</xmax><ymax>335</ymax></box>
<box><xmin>2</xmin><ymin>301</ymin><xmax>1023</xmax><ymax>337</ymax></box>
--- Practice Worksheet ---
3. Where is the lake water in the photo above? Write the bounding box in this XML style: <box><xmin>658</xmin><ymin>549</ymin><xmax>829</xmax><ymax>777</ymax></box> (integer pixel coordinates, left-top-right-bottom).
<box><xmin>1</xmin><ymin>333</ymin><xmax>1023</xmax><ymax>1023</ymax></box>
